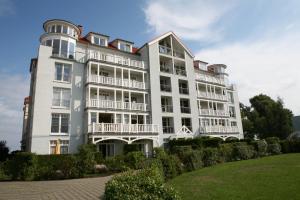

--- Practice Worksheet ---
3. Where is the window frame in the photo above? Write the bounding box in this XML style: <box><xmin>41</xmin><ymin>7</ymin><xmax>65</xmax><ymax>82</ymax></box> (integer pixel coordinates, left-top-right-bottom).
<box><xmin>52</xmin><ymin>87</ymin><xmax>71</xmax><ymax>108</ymax></box>
<box><xmin>54</xmin><ymin>63</ymin><xmax>72</xmax><ymax>83</ymax></box>
<box><xmin>50</xmin><ymin>114</ymin><xmax>70</xmax><ymax>135</ymax></box>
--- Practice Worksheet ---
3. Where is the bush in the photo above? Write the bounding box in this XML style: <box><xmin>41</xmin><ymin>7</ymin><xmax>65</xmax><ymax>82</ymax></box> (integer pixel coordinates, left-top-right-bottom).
<box><xmin>181</xmin><ymin>150</ymin><xmax>203</xmax><ymax>171</ymax></box>
<box><xmin>123</xmin><ymin>144</ymin><xmax>141</xmax><ymax>155</ymax></box>
<box><xmin>202</xmin><ymin>148</ymin><xmax>219</xmax><ymax>166</ymax></box>
<box><xmin>124</xmin><ymin>151</ymin><xmax>146</xmax><ymax>169</ymax></box>
<box><xmin>202</xmin><ymin>137</ymin><xmax>223</xmax><ymax>148</ymax></box>
<box><xmin>281</xmin><ymin>139</ymin><xmax>300</xmax><ymax>153</ymax></box>
<box><xmin>171</xmin><ymin>146</ymin><xmax>192</xmax><ymax>158</ymax></box>
<box><xmin>104</xmin><ymin>165</ymin><xmax>181</xmax><ymax>200</ymax></box>
<box><xmin>76</xmin><ymin>144</ymin><xmax>98</xmax><ymax>174</ymax></box>
<box><xmin>105</xmin><ymin>155</ymin><xmax>129</xmax><ymax>172</ymax></box>
<box><xmin>232</xmin><ymin>143</ymin><xmax>255</xmax><ymax>160</ymax></box>
<box><xmin>7</xmin><ymin>152</ymin><xmax>37</xmax><ymax>180</ymax></box>
<box><xmin>266</xmin><ymin>137</ymin><xmax>281</xmax><ymax>155</ymax></box>
<box><xmin>35</xmin><ymin>154</ymin><xmax>80</xmax><ymax>180</ymax></box>
<box><xmin>218</xmin><ymin>143</ymin><xmax>234</xmax><ymax>162</ymax></box>
<box><xmin>251</xmin><ymin>140</ymin><xmax>268</xmax><ymax>157</ymax></box>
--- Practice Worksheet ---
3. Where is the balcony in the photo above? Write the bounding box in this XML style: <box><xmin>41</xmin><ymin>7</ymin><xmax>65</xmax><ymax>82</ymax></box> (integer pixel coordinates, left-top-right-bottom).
<box><xmin>88</xmin><ymin>123</ymin><xmax>159</xmax><ymax>135</ymax></box>
<box><xmin>199</xmin><ymin>109</ymin><xmax>229</xmax><ymax>117</ymax></box>
<box><xmin>87</xmin><ymin>99</ymin><xmax>148</xmax><ymax>111</ymax></box>
<box><xmin>197</xmin><ymin>91</ymin><xmax>227</xmax><ymax>101</ymax></box>
<box><xmin>159</xmin><ymin>45</ymin><xmax>172</xmax><ymax>56</ymax></box>
<box><xmin>87</xmin><ymin>50</ymin><xmax>145</xmax><ymax>69</ymax></box>
<box><xmin>195</xmin><ymin>73</ymin><xmax>225</xmax><ymax>85</ymax></box>
<box><xmin>199</xmin><ymin>126</ymin><xmax>239</xmax><ymax>134</ymax></box>
<box><xmin>173</xmin><ymin>50</ymin><xmax>185</xmax><ymax>59</ymax></box>
<box><xmin>88</xmin><ymin>74</ymin><xmax>146</xmax><ymax>90</ymax></box>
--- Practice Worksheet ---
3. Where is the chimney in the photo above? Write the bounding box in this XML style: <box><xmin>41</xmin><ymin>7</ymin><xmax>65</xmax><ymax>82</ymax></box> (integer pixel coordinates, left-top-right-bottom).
<box><xmin>78</xmin><ymin>25</ymin><xmax>83</xmax><ymax>37</ymax></box>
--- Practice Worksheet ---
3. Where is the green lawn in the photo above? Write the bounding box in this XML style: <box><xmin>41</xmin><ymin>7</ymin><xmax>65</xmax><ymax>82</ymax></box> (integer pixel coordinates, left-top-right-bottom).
<box><xmin>168</xmin><ymin>153</ymin><xmax>300</xmax><ymax>200</ymax></box>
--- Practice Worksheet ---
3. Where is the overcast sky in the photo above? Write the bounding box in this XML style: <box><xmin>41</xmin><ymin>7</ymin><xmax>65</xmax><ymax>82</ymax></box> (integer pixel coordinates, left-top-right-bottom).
<box><xmin>0</xmin><ymin>0</ymin><xmax>299</xmax><ymax>150</ymax></box>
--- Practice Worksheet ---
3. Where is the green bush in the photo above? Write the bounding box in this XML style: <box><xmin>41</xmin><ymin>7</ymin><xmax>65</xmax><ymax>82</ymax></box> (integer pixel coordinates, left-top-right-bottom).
<box><xmin>181</xmin><ymin>150</ymin><xmax>203</xmax><ymax>171</ymax></box>
<box><xmin>104</xmin><ymin>165</ymin><xmax>181</xmax><ymax>200</ymax></box>
<box><xmin>123</xmin><ymin>144</ymin><xmax>141</xmax><ymax>154</ymax></box>
<box><xmin>251</xmin><ymin>140</ymin><xmax>268</xmax><ymax>157</ymax></box>
<box><xmin>202</xmin><ymin>148</ymin><xmax>219</xmax><ymax>166</ymax></box>
<box><xmin>76</xmin><ymin>144</ymin><xmax>98</xmax><ymax>175</ymax></box>
<box><xmin>171</xmin><ymin>146</ymin><xmax>192</xmax><ymax>158</ymax></box>
<box><xmin>266</xmin><ymin>137</ymin><xmax>281</xmax><ymax>155</ymax></box>
<box><xmin>202</xmin><ymin>137</ymin><xmax>223</xmax><ymax>148</ymax></box>
<box><xmin>280</xmin><ymin>140</ymin><xmax>300</xmax><ymax>153</ymax></box>
<box><xmin>105</xmin><ymin>155</ymin><xmax>129</xmax><ymax>172</ymax></box>
<box><xmin>124</xmin><ymin>151</ymin><xmax>146</xmax><ymax>169</ymax></box>
<box><xmin>218</xmin><ymin>143</ymin><xmax>234</xmax><ymax>162</ymax></box>
<box><xmin>35</xmin><ymin>154</ymin><xmax>80</xmax><ymax>180</ymax></box>
<box><xmin>232</xmin><ymin>143</ymin><xmax>255</xmax><ymax>160</ymax></box>
<box><xmin>7</xmin><ymin>152</ymin><xmax>37</xmax><ymax>180</ymax></box>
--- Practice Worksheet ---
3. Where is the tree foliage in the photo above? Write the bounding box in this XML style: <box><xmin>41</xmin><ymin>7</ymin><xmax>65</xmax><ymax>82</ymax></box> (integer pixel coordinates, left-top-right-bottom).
<box><xmin>0</xmin><ymin>141</ymin><xmax>9</xmax><ymax>162</ymax></box>
<box><xmin>241</xmin><ymin>94</ymin><xmax>293</xmax><ymax>139</ymax></box>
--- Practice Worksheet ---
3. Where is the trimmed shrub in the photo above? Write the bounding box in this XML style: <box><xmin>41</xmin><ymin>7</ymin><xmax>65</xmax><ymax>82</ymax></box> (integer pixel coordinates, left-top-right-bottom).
<box><xmin>181</xmin><ymin>150</ymin><xmax>203</xmax><ymax>171</ymax></box>
<box><xmin>7</xmin><ymin>152</ymin><xmax>37</xmax><ymax>180</ymax></box>
<box><xmin>76</xmin><ymin>144</ymin><xmax>98</xmax><ymax>174</ymax></box>
<box><xmin>171</xmin><ymin>146</ymin><xmax>193</xmax><ymax>158</ymax></box>
<box><xmin>266</xmin><ymin>137</ymin><xmax>281</xmax><ymax>155</ymax></box>
<box><xmin>105</xmin><ymin>155</ymin><xmax>129</xmax><ymax>172</ymax></box>
<box><xmin>232</xmin><ymin>142</ymin><xmax>255</xmax><ymax>160</ymax></box>
<box><xmin>104</xmin><ymin>165</ymin><xmax>181</xmax><ymax>200</ymax></box>
<box><xmin>124</xmin><ymin>151</ymin><xmax>146</xmax><ymax>169</ymax></box>
<box><xmin>202</xmin><ymin>147</ymin><xmax>219</xmax><ymax>166</ymax></box>
<box><xmin>169</xmin><ymin>138</ymin><xmax>203</xmax><ymax>152</ymax></box>
<box><xmin>280</xmin><ymin>140</ymin><xmax>300</xmax><ymax>153</ymax></box>
<box><xmin>251</xmin><ymin>140</ymin><xmax>268</xmax><ymax>157</ymax></box>
<box><xmin>202</xmin><ymin>137</ymin><xmax>223</xmax><ymax>148</ymax></box>
<box><xmin>218</xmin><ymin>143</ymin><xmax>234</xmax><ymax>162</ymax></box>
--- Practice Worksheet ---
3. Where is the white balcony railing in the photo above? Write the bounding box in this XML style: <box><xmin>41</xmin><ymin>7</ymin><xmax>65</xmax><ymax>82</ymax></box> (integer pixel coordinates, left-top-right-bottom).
<box><xmin>87</xmin><ymin>99</ymin><xmax>148</xmax><ymax>111</ymax></box>
<box><xmin>197</xmin><ymin>91</ymin><xmax>227</xmax><ymax>101</ymax></box>
<box><xmin>195</xmin><ymin>73</ymin><xmax>225</xmax><ymax>85</ymax></box>
<box><xmin>159</xmin><ymin>45</ymin><xmax>172</xmax><ymax>55</ymax></box>
<box><xmin>88</xmin><ymin>123</ymin><xmax>159</xmax><ymax>134</ymax></box>
<box><xmin>199</xmin><ymin>109</ymin><xmax>230</xmax><ymax>117</ymax></box>
<box><xmin>88</xmin><ymin>74</ymin><xmax>146</xmax><ymax>90</ymax></box>
<box><xmin>199</xmin><ymin>126</ymin><xmax>239</xmax><ymax>134</ymax></box>
<box><xmin>87</xmin><ymin>50</ymin><xmax>145</xmax><ymax>69</ymax></box>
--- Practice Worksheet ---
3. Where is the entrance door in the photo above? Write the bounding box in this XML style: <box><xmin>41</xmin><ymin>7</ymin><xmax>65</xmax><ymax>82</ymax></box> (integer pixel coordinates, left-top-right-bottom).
<box><xmin>99</xmin><ymin>113</ymin><xmax>113</xmax><ymax>123</ymax></box>
<box><xmin>99</xmin><ymin>143</ymin><xmax>115</xmax><ymax>157</ymax></box>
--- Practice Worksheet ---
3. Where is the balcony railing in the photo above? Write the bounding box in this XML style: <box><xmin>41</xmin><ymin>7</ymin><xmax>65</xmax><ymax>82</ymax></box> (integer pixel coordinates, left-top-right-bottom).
<box><xmin>159</xmin><ymin>45</ymin><xmax>172</xmax><ymax>55</ymax></box>
<box><xmin>199</xmin><ymin>109</ymin><xmax>229</xmax><ymax>117</ymax></box>
<box><xmin>199</xmin><ymin>126</ymin><xmax>239</xmax><ymax>134</ymax></box>
<box><xmin>161</xmin><ymin>105</ymin><xmax>173</xmax><ymax>113</ymax></box>
<box><xmin>87</xmin><ymin>50</ymin><xmax>145</xmax><ymax>69</ymax></box>
<box><xmin>88</xmin><ymin>75</ymin><xmax>146</xmax><ymax>90</ymax></box>
<box><xmin>87</xmin><ymin>99</ymin><xmax>148</xmax><ymax>111</ymax></box>
<box><xmin>195</xmin><ymin>73</ymin><xmax>225</xmax><ymax>85</ymax></box>
<box><xmin>88</xmin><ymin>123</ymin><xmax>159</xmax><ymax>134</ymax></box>
<box><xmin>197</xmin><ymin>91</ymin><xmax>227</xmax><ymax>101</ymax></box>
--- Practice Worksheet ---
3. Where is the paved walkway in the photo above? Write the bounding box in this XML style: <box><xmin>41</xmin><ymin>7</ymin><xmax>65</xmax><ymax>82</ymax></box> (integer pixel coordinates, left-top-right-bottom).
<box><xmin>0</xmin><ymin>175</ymin><xmax>112</xmax><ymax>200</ymax></box>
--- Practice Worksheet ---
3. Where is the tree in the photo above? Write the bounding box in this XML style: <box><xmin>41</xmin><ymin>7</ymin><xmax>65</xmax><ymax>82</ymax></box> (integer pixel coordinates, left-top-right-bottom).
<box><xmin>241</xmin><ymin>94</ymin><xmax>294</xmax><ymax>139</ymax></box>
<box><xmin>0</xmin><ymin>141</ymin><xmax>9</xmax><ymax>162</ymax></box>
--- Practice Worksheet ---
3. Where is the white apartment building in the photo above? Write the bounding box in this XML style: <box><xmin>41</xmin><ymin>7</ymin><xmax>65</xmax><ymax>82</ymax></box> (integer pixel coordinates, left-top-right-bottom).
<box><xmin>21</xmin><ymin>19</ymin><xmax>243</xmax><ymax>155</ymax></box>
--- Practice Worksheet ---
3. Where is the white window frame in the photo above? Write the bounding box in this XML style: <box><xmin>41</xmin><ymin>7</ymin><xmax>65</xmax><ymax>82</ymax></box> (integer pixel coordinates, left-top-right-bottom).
<box><xmin>119</xmin><ymin>42</ymin><xmax>131</xmax><ymax>52</ymax></box>
<box><xmin>54</xmin><ymin>63</ymin><xmax>72</xmax><ymax>83</ymax></box>
<box><xmin>49</xmin><ymin>140</ymin><xmax>69</xmax><ymax>154</ymax></box>
<box><xmin>92</xmin><ymin>35</ymin><xmax>107</xmax><ymax>46</ymax></box>
<box><xmin>52</xmin><ymin>87</ymin><xmax>71</xmax><ymax>108</ymax></box>
<box><xmin>51</xmin><ymin>113</ymin><xmax>70</xmax><ymax>135</ymax></box>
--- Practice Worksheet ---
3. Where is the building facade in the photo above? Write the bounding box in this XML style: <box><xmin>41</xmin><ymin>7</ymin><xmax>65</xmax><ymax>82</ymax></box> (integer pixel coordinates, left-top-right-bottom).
<box><xmin>21</xmin><ymin>19</ymin><xmax>243</xmax><ymax>155</ymax></box>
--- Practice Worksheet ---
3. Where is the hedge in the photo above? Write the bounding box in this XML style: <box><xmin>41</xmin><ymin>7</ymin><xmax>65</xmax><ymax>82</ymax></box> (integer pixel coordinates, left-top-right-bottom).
<box><xmin>180</xmin><ymin>150</ymin><xmax>203</xmax><ymax>171</ymax></box>
<box><xmin>202</xmin><ymin>147</ymin><xmax>219</xmax><ymax>166</ymax></box>
<box><xmin>104</xmin><ymin>165</ymin><xmax>181</xmax><ymax>200</ymax></box>
<box><xmin>266</xmin><ymin>137</ymin><xmax>281</xmax><ymax>155</ymax></box>
<box><xmin>232</xmin><ymin>142</ymin><xmax>255</xmax><ymax>160</ymax></box>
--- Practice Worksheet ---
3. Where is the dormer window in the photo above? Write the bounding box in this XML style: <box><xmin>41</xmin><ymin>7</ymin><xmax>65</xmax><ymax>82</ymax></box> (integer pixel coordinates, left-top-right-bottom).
<box><xmin>93</xmin><ymin>36</ymin><xmax>106</xmax><ymax>46</ymax></box>
<box><xmin>119</xmin><ymin>42</ymin><xmax>131</xmax><ymax>52</ymax></box>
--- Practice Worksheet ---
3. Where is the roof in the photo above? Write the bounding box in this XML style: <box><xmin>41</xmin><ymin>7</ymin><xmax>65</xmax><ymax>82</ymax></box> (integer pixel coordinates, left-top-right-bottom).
<box><xmin>43</xmin><ymin>19</ymin><xmax>81</xmax><ymax>34</ymax></box>
<box><xmin>208</xmin><ymin>64</ymin><xmax>227</xmax><ymax>69</ymax></box>
<box><xmin>86</xmin><ymin>32</ymin><xmax>110</xmax><ymax>38</ymax></box>
<box><xmin>111</xmin><ymin>38</ymin><xmax>134</xmax><ymax>44</ymax></box>
<box><xmin>194</xmin><ymin>60</ymin><xmax>208</xmax><ymax>64</ymax></box>
<box><xmin>145</xmin><ymin>31</ymin><xmax>194</xmax><ymax>58</ymax></box>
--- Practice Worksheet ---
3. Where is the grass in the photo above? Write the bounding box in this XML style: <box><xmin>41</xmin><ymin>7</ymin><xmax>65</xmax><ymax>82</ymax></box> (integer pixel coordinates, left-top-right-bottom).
<box><xmin>168</xmin><ymin>153</ymin><xmax>300</xmax><ymax>200</ymax></box>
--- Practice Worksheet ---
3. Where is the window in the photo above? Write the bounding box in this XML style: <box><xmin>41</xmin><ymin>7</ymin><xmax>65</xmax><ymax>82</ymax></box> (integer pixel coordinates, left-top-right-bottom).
<box><xmin>91</xmin><ymin>112</ymin><xmax>97</xmax><ymax>123</ymax></box>
<box><xmin>50</xmin><ymin>25</ymin><xmax>55</xmax><ymax>33</ymax></box>
<box><xmin>93</xmin><ymin>36</ymin><xmax>106</xmax><ymax>46</ymax></box>
<box><xmin>51</xmin><ymin>114</ymin><xmax>69</xmax><ymax>134</ymax></box>
<box><xmin>161</xmin><ymin>96</ymin><xmax>173</xmax><ymax>112</ymax></box>
<box><xmin>160</xmin><ymin>76</ymin><xmax>171</xmax><ymax>92</ymax></box>
<box><xmin>62</xmin><ymin>26</ymin><xmax>68</xmax><ymax>34</ymax></box>
<box><xmin>61</xmin><ymin>40</ymin><xmax>68</xmax><ymax>58</ymax></box>
<box><xmin>229</xmin><ymin>107</ymin><xmax>236</xmax><ymax>118</ymax></box>
<box><xmin>179</xmin><ymin>80</ymin><xmax>189</xmax><ymax>94</ymax></box>
<box><xmin>120</xmin><ymin>43</ymin><xmax>131</xmax><ymax>52</ymax></box>
<box><xmin>55</xmin><ymin>63</ymin><xmax>71</xmax><ymax>82</ymax></box>
<box><xmin>50</xmin><ymin>140</ymin><xmax>69</xmax><ymax>154</ymax></box>
<box><xmin>52</xmin><ymin>87</ymin><xmax>71</xmax><ymax>108</ymax></box>
<box><xmin>46</xmin><ymin>40</ymin><xmax>52</xmax><ymax>47</ymax></box>
<box><xmin>182</xmin><ymin>118</ymin><xmax>192</xmax><ymax>131</ymax></box>
<box><xmin>180</xmin><ymin>98</ymin><xmax>190</xmax><ymax>113</ymax></box>
<box><xmin>52</xmin><ymin>39</ymin><xmax>60</xmax><ymax>55</ymax></box>
<box><xmin>162</xmin><ymin>117</ymin><xmax>174</xmax><ymax>134</ymax></box>
<box><xmin>69</xmin><ymin>42</ymin><xmax>75</xmax><ymax>59</ymax></box>
<box><xmin>56</xmin><ymin>25</ymin><xmax>62</xmax><ymax>33</ymax></box>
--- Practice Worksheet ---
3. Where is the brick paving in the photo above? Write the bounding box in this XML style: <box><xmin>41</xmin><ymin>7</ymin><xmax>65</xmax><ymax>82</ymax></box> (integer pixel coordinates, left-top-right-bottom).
<box><xmin>0</xmin><ymin>175</ymin><xmax>112</xmax><ymax>200</ymax></box>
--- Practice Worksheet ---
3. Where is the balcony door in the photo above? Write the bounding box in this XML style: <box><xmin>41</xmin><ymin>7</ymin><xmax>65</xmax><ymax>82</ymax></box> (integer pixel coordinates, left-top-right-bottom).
<box><xmin>98</xmin><ymin>113</ymin><xmax>113</xmax><ymax>123</ymax></box>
